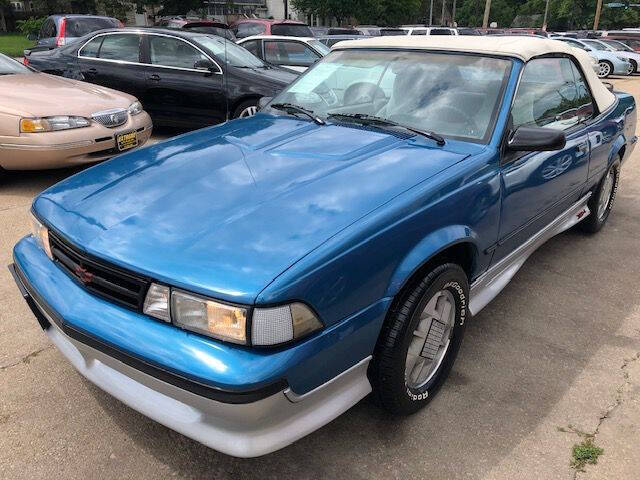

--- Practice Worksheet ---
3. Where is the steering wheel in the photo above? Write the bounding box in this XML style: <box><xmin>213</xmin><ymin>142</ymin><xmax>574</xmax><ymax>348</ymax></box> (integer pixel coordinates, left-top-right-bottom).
<box><xmin>427</xmin><ymin>105</ymin><xmax>479</xmax><ymax>137</ymax></box>
<box><xmin>313</xmin><ymin>84</ymin><xmax>338</xmax><ymax>107</ymax></box>
<box><xmin>343</xmin><ymin>82</ymin><xmax>386</xmax><ymax>106</ymax></box>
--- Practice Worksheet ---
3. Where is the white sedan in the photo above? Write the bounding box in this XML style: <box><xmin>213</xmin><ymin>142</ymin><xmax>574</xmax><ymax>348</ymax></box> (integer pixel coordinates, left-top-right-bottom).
<box><xmin>597</xmin><ymin>38</ymin><xmax>640</xmax><ymax>73</ymax></box>
<box><xmin>237</xmin><ymin>35</ymin><xmax>330</xmax><ymax>72</ymax></box>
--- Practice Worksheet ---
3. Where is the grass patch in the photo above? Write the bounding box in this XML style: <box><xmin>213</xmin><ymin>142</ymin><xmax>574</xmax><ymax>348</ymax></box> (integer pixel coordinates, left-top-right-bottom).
<box><xmin>571</xmin><ymin>437</ymin><xmax>604</xmax><ymax>472</ymax></box>
<box><xmin>0</xmin><ymin>33</ymin><xmax>34</xmax><ymax>57</ymax></box>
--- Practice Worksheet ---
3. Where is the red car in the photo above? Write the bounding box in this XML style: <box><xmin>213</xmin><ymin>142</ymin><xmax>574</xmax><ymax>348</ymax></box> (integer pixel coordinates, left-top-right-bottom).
<box><xmin>231</xmin><ymin>19</ymin><xmax>313</xmax><ymax>39</ymax></box>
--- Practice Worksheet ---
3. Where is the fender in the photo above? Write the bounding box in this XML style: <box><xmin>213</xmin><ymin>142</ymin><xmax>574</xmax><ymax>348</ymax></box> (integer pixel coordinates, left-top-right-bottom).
<box><xmin>609</xmin><ymin>133</ymin><xmax>626</xmax><ymax>166</ymax></box>
<box><xmin>384</xmin><ymin>225</ymin><xmax>480</xmax><ymax>298</ymax></box>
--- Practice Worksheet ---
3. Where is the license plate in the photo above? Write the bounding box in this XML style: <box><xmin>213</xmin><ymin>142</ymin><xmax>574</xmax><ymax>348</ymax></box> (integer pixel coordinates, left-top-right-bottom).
<box><xmin>116</xmin><ymin>131</ymin><xmax>138</xmax><ymax>151</ymax></box>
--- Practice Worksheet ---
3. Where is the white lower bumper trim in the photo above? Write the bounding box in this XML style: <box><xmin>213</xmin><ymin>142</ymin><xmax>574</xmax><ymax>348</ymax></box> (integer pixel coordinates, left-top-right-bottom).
<box><xmin>45</xmin><ymin>321</ymin><xmax>372</xmax><ymax>457</ymax></box>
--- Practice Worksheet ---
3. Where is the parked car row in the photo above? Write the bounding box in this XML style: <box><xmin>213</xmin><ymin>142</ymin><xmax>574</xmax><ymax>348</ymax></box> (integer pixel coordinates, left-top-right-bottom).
<box><xmin>24</xmin><ymin>29</ymin><xmax>298</xmax><ymax>128</ymax></box>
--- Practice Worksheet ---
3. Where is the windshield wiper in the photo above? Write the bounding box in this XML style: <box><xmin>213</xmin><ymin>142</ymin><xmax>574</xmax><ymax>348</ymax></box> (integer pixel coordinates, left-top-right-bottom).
<box><xmin>270</xmin><ymin>103</ymin><xmax>326</xmax><ymax>125</ymax></box>
<box><xmin>327</xmin><ymin>113</ymin><xmax>445</xmax><ymax>146</ymax></box>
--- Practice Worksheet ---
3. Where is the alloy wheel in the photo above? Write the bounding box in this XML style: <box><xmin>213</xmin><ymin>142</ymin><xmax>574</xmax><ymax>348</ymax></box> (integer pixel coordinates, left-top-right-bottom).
<box><xmin>239</xmin><ymin>105</ymin><xmax>257</xmax><ymax>118</ymax></box>
<box><xmin>597</xmin><ymin>169</ymin><xmax>616</xmax><ymax>220</ymax></box>
<box><xmin>404</xmin><ymin>289</ymin><xmax>456</xmax><ymax>389</ymax></box>
<box><xmin>598</xmin><ymin>61</ymin><xmax>611</xmax><ymax>78</ymax></box>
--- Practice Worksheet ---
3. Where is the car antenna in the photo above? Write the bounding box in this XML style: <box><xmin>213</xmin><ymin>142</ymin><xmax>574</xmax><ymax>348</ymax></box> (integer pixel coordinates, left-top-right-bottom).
<box><xmin>224</xmin><ymin>35</ymin><xmax>229</xmax><ymax>121</ymax></box>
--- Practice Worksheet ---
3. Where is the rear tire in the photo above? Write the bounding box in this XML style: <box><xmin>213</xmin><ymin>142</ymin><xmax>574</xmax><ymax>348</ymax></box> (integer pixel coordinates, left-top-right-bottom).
<box><xmin>579</xmin><ymin>163</ymin><xmax>619</xmax><ymax>234</ymax></box>
<box><xmin>370</xmin><ymin>263</ymin><xmax>469</xmax><ymax>415</ymax></box>
<box><xmin>630</xmin><ymin>59</ymin><xmax>637</xmax><ymax>74</ymax></box>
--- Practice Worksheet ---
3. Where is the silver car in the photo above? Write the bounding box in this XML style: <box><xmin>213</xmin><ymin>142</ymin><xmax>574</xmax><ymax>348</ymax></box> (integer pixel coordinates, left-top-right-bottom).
<box><xmin>596</xmin><ymin>38</ymin><xmax>640</xmax><ymax>74</ymax></box>
<box><xmin>552</xmin><ymin>36</ymin><xmax>632</xmax><ymax>78</ymax></box>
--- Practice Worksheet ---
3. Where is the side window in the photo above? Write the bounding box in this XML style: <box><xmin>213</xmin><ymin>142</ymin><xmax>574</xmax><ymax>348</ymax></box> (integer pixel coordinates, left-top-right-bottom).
<box><xmin>40</xmin><ymin>19</ymin><xmax>55</xmax><ymax>38</ymax></box>
<box><xmin>235</xmin><ymin>22</ymin><xmax>266</xmax><ymax>38</ymax></box>
<box><xmin>430</xmin><ymin>28</ymin><xmax>453</xmax><ymax>35</ymax></box>
<box><xmin>98</xmin><ymin>34</ymin><xmax>140</xmax><ymax>63</ymax></box>
<box><xmin>241</xmin><ymin>39</ymin><xmax>261</xmax><ymax>58</ymax></box>
<box><xmin>264</xmin><ymin>41</ymin><xmax>319</xmax><ymax>67</ymax></box>
<box><xmin>149</xmin><ymin>36</ymin><xmax>208</xmax><ymax>69</ymax></box>
<box><xmin>79</xmin><ymin>36</ymin><xmax>103</xmax><ymax>58</ymax></box>
<box><xmin>411</xmin><ymin>30</ymin><xmax>427</xmax><ymax>35</ymax></box>
<box><xmin>511</xmin><ymin>57</ymin><xmax>592</xmax><ymax>131</ymax></box>
<box><xmin>569</xmin><ymin>61</ymin><xmax>595</xmax><ymax>121</ymax></box>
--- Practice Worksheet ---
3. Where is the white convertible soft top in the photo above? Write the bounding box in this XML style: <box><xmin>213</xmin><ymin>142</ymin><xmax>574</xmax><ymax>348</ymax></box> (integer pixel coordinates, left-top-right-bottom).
<box><xmin>333</xmin><ymin>36</ymin><xmax>616</xmax><ymax>113</ymax></box>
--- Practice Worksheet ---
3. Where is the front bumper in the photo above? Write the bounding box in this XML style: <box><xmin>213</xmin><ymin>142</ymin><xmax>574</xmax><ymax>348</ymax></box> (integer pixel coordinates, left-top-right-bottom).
<box><xmin>613</xmin><ymin>58</ymin><xmax>633</xmax><ymax>75</ymax></box>
<box><xmin>10</xmin><ymin>261</ymin><xmax>373</xmax><ymax>457</ymax></box>
<box><xmin>10</xmin><ymin>235</ymin><xmax>386</xmax><ymax>456</ymax></box>
<box><xmin>0</xmin><ymin>112</ymin><xmax>152</xmax><ymax>170</ymax></box>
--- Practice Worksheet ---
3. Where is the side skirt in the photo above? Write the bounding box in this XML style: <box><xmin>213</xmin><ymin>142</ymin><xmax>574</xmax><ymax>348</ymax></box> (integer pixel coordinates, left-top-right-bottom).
<box><xmin>468</xmin><ymin>193</ymin><xmax>592</xmax><ymax>316</ymax></box>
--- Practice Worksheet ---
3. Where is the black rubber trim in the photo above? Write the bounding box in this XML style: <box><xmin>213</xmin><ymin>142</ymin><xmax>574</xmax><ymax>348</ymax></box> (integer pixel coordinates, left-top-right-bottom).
<box><xmin>8</xmin><ymin>262</ymin><xmax>288</xmax><ymax>405</ymax></box>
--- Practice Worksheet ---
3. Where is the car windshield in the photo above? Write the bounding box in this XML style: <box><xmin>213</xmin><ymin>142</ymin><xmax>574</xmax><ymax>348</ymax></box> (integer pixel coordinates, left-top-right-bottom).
<box><xmin>268</xmin><ymin>49</ymin><xmax>511</xmax><ymax>142</ymax></box>
<box><xmin>583</xmin><ymin>40</ymin><xmax>607</xmax><ymax>50</ymax></box>
<box><xmin>308</xmin><ymin>39</ymin><xmax>330</xmax><ymax>56</ymax></box>
<box><xmin>67</xmin><ymin>17</ymin><xmax>119</xmax><ymax>37</ymax></box>
<box><xmin>604</xmin><ymin>40</ymin><xmax>633</xmax><ymax>51</ymax></box>
<box><xmin>195</xmin><ymin>35</ymin><xmax>265</xmax><ymax>67</ymax></box>
<box><xmin>184</xmin><ymin>25</ymin><xmax>236</xmax><ymax>40</ymax></box>
<box><xmin>0</xmin><ymin>54</ymin><xmax>31</xmax><ymax>74</ymax></box>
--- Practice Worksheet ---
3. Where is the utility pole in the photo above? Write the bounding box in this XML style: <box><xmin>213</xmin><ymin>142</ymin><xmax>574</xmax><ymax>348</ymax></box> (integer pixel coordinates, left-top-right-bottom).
<box><xmin>441</xmin><ymin>0</ymin><xmax>446</xmax><ymax>25</ymax></box>
<box><xmin>429</xmin><ymin>0</ymin><xmax>434</xmax><ymax>25</ymax></box>
<box><xmin>593</xmin><ymin>0</ymin><xmax>603</xmax><ymax>30</ymax></box>
<box><xmin>284</xmin><ymin>0</ymin><xmax>288</xmax><ymax>19</ymax></box>
<box><xmin>482</xmin><ymin>0</ymin><xmax>491</xmax><ymax>28</ymax></box>
<box><xmin>452</xmin><ymin>0</ymin><xmax>457</xmax><ymax>25</ymax></box>
<box><xmin>542</xmin><ymin>0</ymin><xmax>550</xmax><ymax>30</ymax></box>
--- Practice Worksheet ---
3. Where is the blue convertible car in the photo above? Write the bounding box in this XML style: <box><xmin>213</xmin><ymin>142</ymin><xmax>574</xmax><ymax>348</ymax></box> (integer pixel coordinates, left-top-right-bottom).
<box><xmin>10</xmin><ymin>36</ymin><xmax>637</xmax><ymax>457</ymax></box>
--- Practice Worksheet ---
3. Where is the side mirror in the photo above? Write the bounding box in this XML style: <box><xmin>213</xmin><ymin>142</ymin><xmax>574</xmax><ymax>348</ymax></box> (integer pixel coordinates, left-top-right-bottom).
<box><xmin>258</xmin><ymin>96</ymin><xmax>273</xmax><ymax>110</ymax></box>
<box><xmin>506</xmin><ymin>126</ymin><xmax>566</xmax><ymax>152</ymax></box>
<box><xmin>27</xmin><ymin>33</ymin><xmax>38</xmax><ymax>41</ymax></box>
<box><xmin>194</xmin><ymin>59</ymin><xmax>215</xmax><ymax>73</ymax></box>
<box><xmin>602</xmin><ymin>81</ymin><xmax>614</xmax><ymax>92</ymax></box>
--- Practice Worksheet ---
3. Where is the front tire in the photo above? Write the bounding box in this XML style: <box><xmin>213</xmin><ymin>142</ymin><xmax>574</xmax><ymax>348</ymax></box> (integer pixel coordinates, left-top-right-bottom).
<box><xmin>370</xmin><ymin>263</ymin><xmax>469</xmax><ymax>415</ymax></box>
<box><xmin>580</xmin><ymin>163</ymin><xmax>619</xmax><ymax>233</ymax></box>
<box><xmin>630</xmin><ymin>59</ymin><xmax>637</xmax><ymax>75</ymax></box>
<box><xmin>597</xmin><ymin>60</ymin><xmax>613</xmax><ymax>78</ymax></box>
<box><xmin>233</xmin><ymin>100</ymin><xmax>258</xmax><ymax>119</ymax></box>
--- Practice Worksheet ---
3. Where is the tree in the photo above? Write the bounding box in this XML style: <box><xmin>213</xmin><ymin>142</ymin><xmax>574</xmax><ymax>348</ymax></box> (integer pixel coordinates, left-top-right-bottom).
<box><xmin>0</xmin><ymin>0</ymin><xmax>8</xmax><ymax>33</ymax></box>
<box><xmin>291</xmin><ymin>0</ymin><xmax>367</xmax><ymax>24</ymax></box>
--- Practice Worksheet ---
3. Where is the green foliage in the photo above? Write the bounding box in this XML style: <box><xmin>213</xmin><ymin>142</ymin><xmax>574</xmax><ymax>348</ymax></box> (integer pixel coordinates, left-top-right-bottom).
<box><xmin>570</xmin><ymin>437</ymin><xmax>604</xmax><ymax>472</ymax></box>
<box><xmin>16</xmin><ymin>16</ymin><xmax>45</xmax><ymax>36</ymax></box>
<box><xmin>0</xmin><ymin>33</ymin><xmax>34</xmax><ymax>56</ymax></box>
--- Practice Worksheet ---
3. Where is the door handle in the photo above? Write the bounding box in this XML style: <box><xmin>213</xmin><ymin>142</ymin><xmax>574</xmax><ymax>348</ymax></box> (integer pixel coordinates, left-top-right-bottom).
<box><xmin>86</xmin><ymin>68</ymin><xmax>97</xmax><ymax>75</ymax></box>
<box><xmin>149</xmin><ymin>74</ymin><xmax>161</xmax><ymax>82</ymax></box>
<box><xmin>576</xmin><ymin>142</ymin><xmax>589</xmax><ymax>157</ymax></box>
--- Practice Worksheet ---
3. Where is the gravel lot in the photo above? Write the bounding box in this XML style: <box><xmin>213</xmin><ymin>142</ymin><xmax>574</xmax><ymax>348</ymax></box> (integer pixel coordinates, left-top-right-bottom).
<box><xmin>1</xmin><ymin>79</ymin><xmax>639</xmax><ymax>480</ymax></box>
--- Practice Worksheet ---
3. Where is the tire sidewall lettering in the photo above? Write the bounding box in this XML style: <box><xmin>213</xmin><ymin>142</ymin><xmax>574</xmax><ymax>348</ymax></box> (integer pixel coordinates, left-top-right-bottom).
<box><xmin>404</xmin><ymin>278</ymin><xmax>467</xmax><ymax>402</ymax></box>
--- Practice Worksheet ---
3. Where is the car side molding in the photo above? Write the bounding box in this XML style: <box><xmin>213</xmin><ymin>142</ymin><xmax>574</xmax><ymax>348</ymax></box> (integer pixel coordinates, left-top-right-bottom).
<box><xmin>468</xmin><ymin>192</ymin><xmax>592</xmax><ymax>315</ymax></box>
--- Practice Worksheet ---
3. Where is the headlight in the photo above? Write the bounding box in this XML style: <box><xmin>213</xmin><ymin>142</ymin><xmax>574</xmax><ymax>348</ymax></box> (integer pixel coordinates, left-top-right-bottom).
<box><xmin>20</xmin><ymin>116</ymin><xmax>90</xmax><ymax>133</ymax></box>
<box><xmin>29</xmin><ymin>212</ymin><xmax>53</xmax><ymax>260</ymax></box>
<box><xmin>142</xmin><ymin>282</ymin><xmax>323</xmax><ymax>346</ymax></box>
<box><xmin>171</xmin><ymin>289</ymin><xmax>248</xmax><ymax>344</ymax></box>
<box><xmin>128</xmin><ymin>101</ymin><xmax>143</xmax><ymax>116</ymax></box>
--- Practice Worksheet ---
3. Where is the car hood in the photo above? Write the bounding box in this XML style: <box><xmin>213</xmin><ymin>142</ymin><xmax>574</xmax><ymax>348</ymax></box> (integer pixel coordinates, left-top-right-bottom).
<box><xmin>34</xmin><ymin>114</ymin><xmax>470</xmax><ymax>304</ymax></box>
<box><xmin>0</xmin><ymin>73</ymin><xmax>135</xmax><ymax>117</ymax></box>
<box><xmin>232</xmin><ymin>64</ymin><xmax>299</xmax><ymax>87</ymax></box>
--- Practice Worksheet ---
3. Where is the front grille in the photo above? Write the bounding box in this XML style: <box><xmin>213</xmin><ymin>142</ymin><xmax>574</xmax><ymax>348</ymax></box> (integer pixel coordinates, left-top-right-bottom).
<box><xmin>91</xmin><ymin>108</ymin><xmax>128</xmax><ymax>128</ymax></box>
<box><xmin>48</xmin><ymin>232</ymin><xmax>149</xmax><ymax>311</ymax></box>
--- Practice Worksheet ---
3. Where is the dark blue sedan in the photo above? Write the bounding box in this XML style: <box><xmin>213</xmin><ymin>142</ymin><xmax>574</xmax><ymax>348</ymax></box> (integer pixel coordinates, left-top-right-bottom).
<box><xmin>10</xmin><ymin>36</ymin><xmax>637</xmax><ymax>457</ymax></box>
